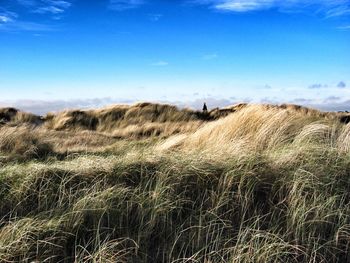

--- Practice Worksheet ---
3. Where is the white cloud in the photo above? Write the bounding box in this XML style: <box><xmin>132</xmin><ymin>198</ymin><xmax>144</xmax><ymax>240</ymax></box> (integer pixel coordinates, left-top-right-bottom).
<box><xmin>2</xmin><ymin>95</ymin><xmax>350</xmax><ymax>115</ymax></box>
<box><xmin>215</xmin><ymin>0</ymin><xmax>274</xmax><ymax>12</ymax></box>
<box><xmin>34</xmin><ymin>6</ymin><xmax>65</xmax><ymax>14</ymax></box>
<box><xmin>14</xmin><ymin>0</ymin><xmax>72</xmax><ymax>15</ymax></box>
<box><xmin>0</xmin><ymin>98</ymin><xmax>133</xmax><ymax>115</ymax></box>
<box><xmin>0</xmin><ymin>11</ymin><xmax>17</xmax><ymax>24</ymax></box>
<box><xmin>337</xmin><ymin>25</ymin><xmax>350</xmax><ymax>30</ymax></box>
<box><xmin>337</xmin><ymin>81</ymin><xmax>346</xmax><ymax>88</ymax></box>
<box><xmin>308</xmin><ymin>83</ymin><xmax>328</xmax><ymax>89</ymax></box>
<box><xmin>179</xmin><ymin>97</ymin><xmax>236</xmax><ymax>110</ymax></box>
<box><xmin>0</xmin><ymin>15</ymin><xmax>13</xmax><ymax>23</ymax></box>
<box><xmin>325</xmin><ymin>5</ymin><xmax>350</xmax><ymax>18</ymax></box>
<box><xmin>47</xmin><ymin>0</ymin><xmax>72</xmax><ymax>9</ymax></box>
<box><xmin>0</xmin><ymin>9</ymin><xmax>53</xmax><ymax>31</ymax></box>
<box><xmin>192</xmin><ymin>0</ymin><xmax>350</xmax><ymax>17</ymax></box>
<box><xmin>148</xmin><ymin>13</ymin><xmax>163</xmax><ymax>21</ymax></box>
<box><xmin>0</xmin><ymin>19</ymin><xmax>55</xmax><ymax>31</ymax></box>
<box><xmin>0</xmin><ymin>0</ymin><xmax>72</xmax><ymax>31</ymax></box>
<box><xmin>109</xmin><ymin>0</ymin><xmax>145</xmax><ymax>11</ymax></box>
<box><xmin>33</xmin><ymin>1</ymin><xmax>72</xmax><ymax>14</ymax></box>
<box><xmin>151</xmin><ymin>61</ymin><xmax>169</xmax><ymax>66</ymax></box>
<box><xmin>16</xmin><ymin>0</ymin><xmax>72</xmax><ymax>8</ymax></box>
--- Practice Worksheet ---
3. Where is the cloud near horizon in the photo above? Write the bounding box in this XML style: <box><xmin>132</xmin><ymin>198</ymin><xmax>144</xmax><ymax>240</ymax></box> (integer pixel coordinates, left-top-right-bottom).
<box><xmin>308</xmin><ymin>83</ymin><xmax>328</xmax><ymax>89</ymax></box>
<box><xmin>337</xmin><ymin>81</ymin><xmax>347</xmax><ymax>88</ymax></box>
<box><xmin>2</xmin><ymin>96</ymin><xmax>350</xmax><ymax>115</ymax></box>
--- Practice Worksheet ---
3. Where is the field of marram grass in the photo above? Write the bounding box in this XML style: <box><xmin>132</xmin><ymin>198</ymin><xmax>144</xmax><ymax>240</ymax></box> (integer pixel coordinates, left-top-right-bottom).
<box><xmin>1</xmin><ymin>103</ymin><xmax>350</xmax><ymax>262</ymax></box>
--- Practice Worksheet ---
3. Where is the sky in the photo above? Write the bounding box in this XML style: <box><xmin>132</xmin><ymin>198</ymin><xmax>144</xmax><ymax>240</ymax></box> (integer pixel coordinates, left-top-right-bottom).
<box><xmin>0</xmin><ymin>0</ymin><xmax>349</xmax><ymax>114</ymax></box>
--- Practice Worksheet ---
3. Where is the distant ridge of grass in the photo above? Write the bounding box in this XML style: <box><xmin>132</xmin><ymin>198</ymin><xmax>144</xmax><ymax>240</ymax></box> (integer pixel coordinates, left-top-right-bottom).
<box><xmin>0</xmin><ymin>107</ymin><xmax>43</xmax><ymax>126</ymax></box>
<box><xmin>1</xmin><ymin>102</ymin><xmax>349</xmax><ymax>132</ymax></box>
<box><xmin>44</xmin><ymin>102</ymin><xmax>205</xmax><ymax>132</ymax></box>
<box><xmin>1</xmin><ymin>102</ymin><xmax>245</xmax><ymax>139</ymax></box>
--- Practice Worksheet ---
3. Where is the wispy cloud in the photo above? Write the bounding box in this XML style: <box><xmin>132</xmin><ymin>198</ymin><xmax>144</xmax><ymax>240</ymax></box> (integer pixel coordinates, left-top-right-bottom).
<box><xmin>2</xmin><ymin>95</ymin><xmax>350</xmax><ymax>115</ymax></box>
<box><xmin>312</xmin><ymin>99</ymin><xmax>350</xmax><ymax>112</ymax></box>
<box><xmin>14</xmin><ymin>0</ymin><xmax>72</xmax><ymax>15</ymax></box>
<box><xmin>151</xmin><ymin>61</ymin><xmax>169</xmax><ymax>66</ymax></box>
<box><xmin>148</xmin><ymin>13</ymin><xmax>163</xmax><ymax>21</ymax></box>
<box><xmin>258</xmin><ymin>96</ymin><xmax>350</xmax><ymax>112</ymax></box>
<box><xmin>337</xmin><ymin>25</ymin><xmax>350</xmax><ymax>30</ymax></box>
<box><xmin>48</xmin><ymin>0</ymin><xmax>72</xmax><ymax>9</ymax></box>
<box><xmin>0</xmin><ymin>8</ymin><xmax>55</xmax><ymax>31</ymax></box>
<box><xmin>109</xmin><ymin>0</ymin><xmax>145</xmax><ymax>11</ymax></box>
<box><xmin>337</xmin><ymin>81</ymin><xmax>346</xmax><ymax>88</ymax></box>
<box><xmin>307</xmin><ymin>81</ymin><xmax>347</xmax><ymax>89</ymax></box>
<box><xmin>308</xmin><ymin>83</ymin><xmax>328</xmax><ymax>89</ymax></box>
<box><xmin>0</xmin><ymin>8</ymin><xmax>18</xmax><ymax>22</ymax></box>
<box><xmin>292</xmin><ymin>98</ymin><xmax>314</xmax><ymax>104</ymax></box>
<box><xmin>192</xmin><ymin>0</ymin><xmax>350</xmax><ymax>17</ymax></box>
<box><xmin>0</xmin><ymin>11</ymin><xmax>17</xmax><ymax>24</ymax></box>
<box><xmin>323</xmin><ymin>96</ymin><xmax>341</xmax><ymax>103</ymax></box>
<box><xmin>0</xmin><ymin>98</ymin><xmax>133</xmax><ymax>115</ymax></box>
<box><xmin>34</xmin><ymin>6</ymin><xmax>65</xmax><ymax>14</ymax></box>
<box><xmin>0</xmin><ymin>21</ymin><xmax>54</xmax><ymax>31</ymax></box>
<box><xmin>0</xmin><ymin>0</ymin><xmax>72</xmax><ymax>31</ymax></box>
<box><xmin>33</xmin><ymin>0</ymin><xmax>72</xmax><ymax>14</ymax></box>
<box><xmin>178</xmin><ymin>97</ymin><xmax>236</xmax><ymax>110</ymax></box>
<box><xmin>16</xmin><ymin>0</ymin><xmax>72</xmax><ymax>8</ymax></box>
<box><xmin>215</xmin><ymin>0</ymin><xmax>274</xmax><ymax>12</ymax></box>
<box><xmin>325</xmin><ymin>5</ymin><xmax>350</xmax><ymax>18</ymax></box>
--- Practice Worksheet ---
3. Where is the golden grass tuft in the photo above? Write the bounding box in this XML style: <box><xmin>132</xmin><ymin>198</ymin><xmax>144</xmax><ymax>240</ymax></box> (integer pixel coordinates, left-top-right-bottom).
<box><xmin>44</xmin><ymin>103</ymin><xmax>204</xmax><ymax>132</ymax></box>
<box><xmin>159</xmin><ymin>104</ymin><xmax>344</xmax><ymax>154</ymax></box>
<box><xmin>0</xmin><ymin>126</ymin><xmax>53</xmax><ymax>160</ymax></box>
<box><xmin>0</xmin><ymin>107</ymin><xmax>42</xmax><ymax>125</ymax></box>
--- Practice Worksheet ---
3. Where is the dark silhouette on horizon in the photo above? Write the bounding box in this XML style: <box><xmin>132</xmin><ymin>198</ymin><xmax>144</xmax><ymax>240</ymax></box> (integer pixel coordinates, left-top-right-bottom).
<box><xmin>202</xmin><ymin>102</ymin><xmax>208</xmax><ymax>113</ymax></box>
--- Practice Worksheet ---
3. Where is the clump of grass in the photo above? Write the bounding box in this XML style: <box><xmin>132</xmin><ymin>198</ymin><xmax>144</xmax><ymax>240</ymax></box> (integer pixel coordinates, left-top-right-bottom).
<box><xmin>0</xmin><ymin>126</ymin><xmax>53</xmax><ymax>160</ymax></box>
<box><xmin>44</xmin><ymin>103</ymin><xmax>205</xmax><ymax>132</ymax></box>
<box><xmin>164</xmin><ymin>104</ymin><xmax>343</xmax><ymax>155</ymax></box>
<box><xmin>0</xmin><ymin>107</ymin><xmax>43</xmax><ymax>125</ymax></box>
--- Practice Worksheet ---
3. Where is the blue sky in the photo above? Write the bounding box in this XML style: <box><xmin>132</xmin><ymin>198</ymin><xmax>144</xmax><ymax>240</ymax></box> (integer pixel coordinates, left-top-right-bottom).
<box><xmin>0</xmin><ymin>0</ymin><xmax>349</xmax><ymax>113</ymax></box>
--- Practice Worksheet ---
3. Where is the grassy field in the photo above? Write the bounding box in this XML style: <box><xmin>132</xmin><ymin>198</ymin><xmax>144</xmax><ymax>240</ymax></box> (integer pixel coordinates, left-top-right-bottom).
<box><xmin>0</xmin><ymin>103</ymin><xmax>350</xmax><ymax>262</ymax></box>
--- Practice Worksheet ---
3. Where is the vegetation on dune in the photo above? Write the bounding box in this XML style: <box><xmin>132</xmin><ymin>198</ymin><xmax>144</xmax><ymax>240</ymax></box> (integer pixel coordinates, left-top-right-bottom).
<box><xmin>0</xmin><ymin>103</ymin><xmax>350</xmax><ymax>262</ymax></box>
<box><xmin>0</xmin><ymin>108</ymin><xmax>43</xmax><ymax>126</ymax></box>
<box><xmin>0</xmin><ymin>126</ymin><xmax>53</xmax><ymax>160</ymax></box>
<box><xmin>43</xmin><ymin>103</ymin><xmax>209</xmax><ymax>135</ymax></box>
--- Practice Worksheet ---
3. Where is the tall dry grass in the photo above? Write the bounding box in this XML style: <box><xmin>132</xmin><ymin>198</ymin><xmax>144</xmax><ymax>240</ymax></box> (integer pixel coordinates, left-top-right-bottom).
<box><xmin>0</xmin><ymin>103</ymin><xmax>350</xmax><ymax>262</ymax></box>
<box><xmin>44</xmin><ymin>103</ymin><xmax>206</xmax><ymax>133</ymax></box>
<box><xmin>0</xmin><ymin>107</ymin><xmax>43</xmax><ymax>125</ymax></box>
<box><xmin>0</xmin><ymin>126</ymin><xmax>53</xmax><ymax>160</ymax></box>
<box><xmin>159</xmin><ymin>104</ymin><xmax>345</xmax><ymax>154</ymax></box>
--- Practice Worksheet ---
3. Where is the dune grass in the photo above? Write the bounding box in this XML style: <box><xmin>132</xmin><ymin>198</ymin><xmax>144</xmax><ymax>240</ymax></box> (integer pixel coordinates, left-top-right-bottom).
<box><xmin>0</xmin><ymin>104</ymin><xmax>350</xmax><ymax>262</ymax></box>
